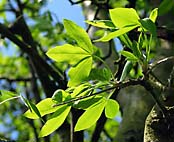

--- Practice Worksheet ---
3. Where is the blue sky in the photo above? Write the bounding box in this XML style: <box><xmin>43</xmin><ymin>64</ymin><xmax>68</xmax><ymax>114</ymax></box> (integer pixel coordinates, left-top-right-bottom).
<box><xmin>44</xmin><ymin>0</ymin><xmax>86</xmax><ymax>27</ymax></box>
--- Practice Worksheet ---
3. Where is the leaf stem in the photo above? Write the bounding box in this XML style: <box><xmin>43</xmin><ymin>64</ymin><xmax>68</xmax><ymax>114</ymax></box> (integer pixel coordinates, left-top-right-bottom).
<box><xmin>0</xmin><ymin>96</ymin><xmax>21</xmax><ymax>105</ymax></box>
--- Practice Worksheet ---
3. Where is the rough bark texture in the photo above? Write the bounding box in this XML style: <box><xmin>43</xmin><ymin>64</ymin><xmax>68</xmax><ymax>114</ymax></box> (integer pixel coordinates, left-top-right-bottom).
<box><xmin>115</xmin><ymin>86</ymin><xmax>155</xmax><ymax>142</ymax></box>
<box><xmin>144</xmin><ymin>105</ymin><xmax>174</xmax><ymax>142</ymax></box>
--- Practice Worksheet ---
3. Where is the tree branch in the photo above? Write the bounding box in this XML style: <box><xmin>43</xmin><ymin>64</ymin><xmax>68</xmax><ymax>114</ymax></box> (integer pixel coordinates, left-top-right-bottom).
<box><xmin>0</xmin><ymin>77</ymin><xmax>31</xmax><ymax>82</ymax></box>
<box><xmin>69</xmin><ymin>0</ymin><xmax>86</xmax><ymax>5</ymax></box>
<box><xmin>53</xmin><ymin>79</ymin><xmax>142</xmax><ymax>107</ymax></box>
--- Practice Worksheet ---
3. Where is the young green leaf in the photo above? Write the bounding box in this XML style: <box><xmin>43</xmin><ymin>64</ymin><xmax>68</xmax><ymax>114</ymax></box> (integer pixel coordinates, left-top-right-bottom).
<box><xmin>25</xmin><ymin>99</ymin><xmax>43</xmax><ymax>122</ymax></box>
<box><xmin>75</xmin><ymin>98</ymin><xmax>106</xmax><ymax>131</ymax></box>
<box><xmin>68</xmin><ymin>57</ymin><xmax>92</xmax><ymax>87</ymax></box>
<box><xmin>105</xmin><ymin>99</ymin><xmax>119</xmax><ymax>119</ymax></box>
<box><xmin>39</xmin><ymin>106</ymin><xmax>71</xmax><ymax>137</ymax></box>
<box><xmin>88</xmin><ymin>68</ymin><xmax>112</xmax><ymax>81</ymax></box>
<box><xmin>110</xmin><ymin>8</ymin><xmax>140</xmax><ymax>28</ymax></box>
<box><xmin>120</xmin><ymin>51</ymin><xmax>138</xmax><ymax>61</ymax></box>
<box><xmin>119</xmin><ymin>34</ymin><xmax>132</xmax><ymax>49</ymax></box>
<box><xmin>149</xmin><ymin>8</ymin><xmax>158</xmax><ymax>23</ymax></box>
<box><xmin>120</xmin><ymin>61</ymin><xmax>133</xmax><ymax>81</ymax></box>
<box><xmin>139</xmin><ymin>18</ymin><xmax>157</xmax><ymax>37</ymax></box>
<box><xmin>86</xmin><ymin>20</ymin><xmax>116</xmax><ymax>29</ymax></box>
<box><xmin>24</xmin><ymin>98</ymin><xmax>59</xmax><ymax>119</ymax></box>
<box><xmin>46</xmin><ymin>44</ymin><xmax>90</xmax><ymax>65</ymax></box>
<box><xmin>95</xmin><ymin>25</ymin><xmax>138</xmax><ymax>42</ymax></box>
<box><xmin>73</xmin><ymin>96</ymin><xmax>103</xmax><ymax>110</ymax></box>
<box><xmin>71</xmin><ymin>83</ymin><xmax>91</xmax><ymax>98</ymax></box>
<box><xmin>52</xmin><ymin>89</ymin><xmax>64</xmax><ymax>103</ymax></box>
<box><xmin>132</xmin><ymin>41</ymin><xmax>141</xmax><ymax>58</ymax></box>
<box><xmin>63</xmin><ymin>19</ymin><xmax>93</xmax><ymax>54</ymax></box>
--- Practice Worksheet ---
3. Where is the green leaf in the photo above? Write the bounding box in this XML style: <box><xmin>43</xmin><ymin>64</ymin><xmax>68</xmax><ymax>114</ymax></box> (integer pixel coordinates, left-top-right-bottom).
<box><xmin>68</xmin><ymin>57</ymin><xmax>92</xmax><ymax>87</ymax></box>
<box><xmin>132</xmin><ymin>41</ymin><xmax>142</xmax><ymax>58</ymax></box>
<box><xmin>25</xmin><ymin>99</ymin><xmax>44</xmax><ymax>122</ymax></box>
<box><xmin>24</xmin><ymin>98</ymin><xmax>59</xmax><ymax>119</ymax></box>
<box><xmin>149</xmin><ymin>8</ymin><xmax>158</xmax><ymax>23</ymax></box>
<box><xmin>73</xmin><ymin>96</ymin><xmax>103</xmax><ymax>110</ymax></box>
<box><xmin>95</xmin><ymin>25</ymin><xmax>138</xmax><ymax>42</ymax></box>
<box><xmin>86</xmin><ymin>20</ymin><xmax>116</xmax><ymax>29</ymax></box>
<box><xmin>71</xmin><ymin>83</ymin><xmax>91</xmax><ymax>98</ymax></box>
<box><xmin>120</xmin><ymin>51</ymin><xmax>138</xmax><ymax>61</ymax></box>
<box><xmin>0</xmin><ymin>90</ymin><xmax>19</xmax><ymax>106</ymax></box>
<box><xmin>39</xmin><ymin>106</ymin><xmax>71</xmax><ymax>137</ymax></box>
<box><xmin>0</xmin><ymin>90</ymin><xmax>17</xmax><ymax>97</ymax></box>
<box><xmin>158</xmin><ymin>0</ymin><xmax>174</xmax><ymax>16</ymax></box>
<box><xmin>75</xmin><ymin>98</ymin><xmax>106</xmax><ymax>131</ymax></box>
<box><xmin>105</xmin><ymin>99</ymin><xmax>119</xmax><ymax>119</ymax></box>
<box><xmin>46</xmin><ymin>44</ymin><xmax>90</xmax><ymax>65</ymax></box>
<box><xmin>119</xmin><ymin>34</ymin><xmax>132</xmax><ymax>49</ymax></box>
<box><xmin>139</xmin><ymin>18</ymin><xmax>157</xmax><ymax>37</ymax></box>
<box><xmin>52</xmin><ymin>89</ymin><xmax>64</xmax><ymax>103</ymax></box>
<box><xmin>120</xmin><ymin>61</ymin><xmax>133</xmax><ymax>81</ymax></box>
<box><xmin>110</xmin><ymin>8</ymin><xmax>140</xmax><ymax>28</ymax></box>
<box><xmin>88</xmin><ymin>68</ymin><xmax>112</xmax><ymax>81</ymax></box>
<box><xmin>63</xmin><ymin>19</ymin><xmax>93</xmax><ymax>54</ymax></box>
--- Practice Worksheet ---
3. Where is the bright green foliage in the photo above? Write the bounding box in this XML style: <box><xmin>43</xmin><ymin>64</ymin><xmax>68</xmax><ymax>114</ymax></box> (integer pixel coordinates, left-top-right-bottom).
<box><xmin>120</xmin><ymin>51</ymin><xmax>139</xmax><ymax>61</ymax></box>
<box><xmin>46</xmin><ymin>44</ymin><xmax>90</xmax><ymax>65</ymax></box>
<box><xmin>120</xmin><ymin>61</ymin><xmax>133</xmax><ymax>81</ymax></box>
<box><xmin>68</xmin><ymin>57</ymin><xmax>93</xmax><ymax>86</ymax></box>
<box><xmin>64</xmin><ymin>19</ymin><xmax>93</xmax><ymax>54</ymax></box>
<box><xmin>110</xmin><ymin>8</ymin><xmax>140</xmax><ymax>28</ymax></box>
<box><xmin>75</xmin><ymin>97</ymin><xmax>106</xmax><ymax>131</ymax></box>
<box><xmin>149</xmin><ymin>8</ymin><xmax>158</xmax><ymax>23</ymax></box>
<box><xmin>95</xmin><ymin>25</ymin><xmax>138</xmax><ymax>42</ymax></box>
<box><xmin>70</xmin><ymin>83</ymin><xmax>91</xmax><ymax>98</ymax></box>
<box><xmin>46</xmin><ymin>20</ymin><xmax>98</xmax><ymax>87</ymax></box>
<box><xmin>73</xmin><ymin>96</ymin><xmax>103</xmax><ymax>110</ymax></box>
<box><xmin>39</xmin><ymin>105</ymin><xmax>71</xmax><ymax>137</ymax></box>
<box><xmin>88</xmin><ymin>68</ymin><xmax>112</xmax><ymax>81</ymax></box>
<box><xmin>24</xmin><ymin>98</ymin><xmax>58</xmax><ymax>119</ymax></box>
<box><xmin>105</xmin><ymin>99</ymin><xmax>119</xmax><ymax>119</ymax></box>
<box><xmin>85</xmin><ymin>20</ymin><xmax>116</xmax><ymax>29</ymax></box>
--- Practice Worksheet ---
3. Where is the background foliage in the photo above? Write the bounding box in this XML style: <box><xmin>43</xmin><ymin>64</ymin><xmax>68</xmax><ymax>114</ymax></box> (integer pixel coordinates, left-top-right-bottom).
<box><xmin>0</xmin><ymin>0</ymin><xmax>174</xmax><ymax>142</ymax></box>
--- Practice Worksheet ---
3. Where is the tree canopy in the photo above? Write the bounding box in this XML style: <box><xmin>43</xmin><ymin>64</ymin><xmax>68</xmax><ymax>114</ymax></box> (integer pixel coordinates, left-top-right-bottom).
<box><xmin>0</xmin><ymin>0</ymin><xmax>174</xmax><ymax>142</ymax></box>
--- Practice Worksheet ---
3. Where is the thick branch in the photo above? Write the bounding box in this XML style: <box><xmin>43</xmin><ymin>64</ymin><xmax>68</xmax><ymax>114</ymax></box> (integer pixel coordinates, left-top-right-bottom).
<box><xmin>0</xmin><ymin>77</ymin><xmax>31</xmax><ymax>82</ymax></box>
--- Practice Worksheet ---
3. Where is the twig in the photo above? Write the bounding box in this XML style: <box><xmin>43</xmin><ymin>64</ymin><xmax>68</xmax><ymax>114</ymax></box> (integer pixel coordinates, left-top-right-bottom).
<box><xmin>148</xmin><ymin>56</ymin><xmax>174</xmax><ymax>73</ymax></box>
<box><xmin>69</xmin><ymin>0</ymin><xmax>86</xmax><ymax>5</ymax></box>
<box><xmin>102</xmin><ymin>40</ymin><xmax>112</xmax><ymax>60</ymax></box>
<box><xmin>53</xmin><ymin>79</ymin><xmax>142</xmax><ymax>107</ymax></box>
<box><xmin>0</xmin><ymin>77</ymin><xmax>31</xmax><ymax>82</ymax></box>
<box><xmin>0</xmin><ymin>96</ymin><xmax>21</xmax><ymax>105</ymax></box>
<box><xmin>86</xmin><ymin>8</ymin><xmax>100</xmax><ymax>33</ymax></box>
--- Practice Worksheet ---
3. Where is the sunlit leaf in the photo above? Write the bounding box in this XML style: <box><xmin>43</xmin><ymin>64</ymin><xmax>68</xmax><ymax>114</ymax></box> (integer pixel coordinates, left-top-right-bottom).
<box><xmin>95</xmin><ymin>25</ymin><xmax>138</xmax><ymax>42</ymax></box>
<box><xmin>86</xmin><ymin>20</ymin><xmax>116</xmax><ymax>29</ymax></box>
<box><xmin>88</xmin><ymin>68</ymin><xmax>112</xmax><ymax>81</ymax></box>
<box><xmin>105</xmin><ymin>99</ymin><xmax>119</xmax><ymax>119</ymax></box>
<box><xmin>64</xmin><ymin>19</ymin><xmax>93</xmax><ymax>54</ymax></box>
<box><xmin>46</xmin><ymin>44</ymin><xmax>90</xmax><ymax>65</ymax></box>
<box><xmin>110</xmin><ymin>8</ymin><xmax>140</xmax><ymax>28</ymax></box>
<box><xmin>149</xmin><ymin>8</ymin><xmax>158</xmax><ymax>23</ymax></box>
<box><xmin>73</xmin><ymin>96</ymin><xmax>103</xmax><ymax>110</ymax></box>
<box><xmin>75</xmin><ymin>98</ymin><xmax>106</xmax><ymax>131</ymax></box>
<box><xmin>39</xmin><ymin>106</ymin><xmax>71</xmax><ymax>137</ymax></box>
<box><xmin>24</xmin><ymin>98</ymin><xmax>59</xmax><ymax>119</ymax></box>
<box><xmin>120</xmin><ymin>61</ymin><xmax>133</xmax><ymax>81</ymax></box>
<box><xmin>68</xmin><ymin>57</ymin><xmax>93</xmax><ymax>87</ymax></box>
<box><xmin>120</xmin><ymin>51</ymin><xmax>138</xmax><ymax>61</ymax></box>
<box><xmin>71</xmin><ymin>83</ymin><xmax>91</xmax><ymax>98</ymax></box>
